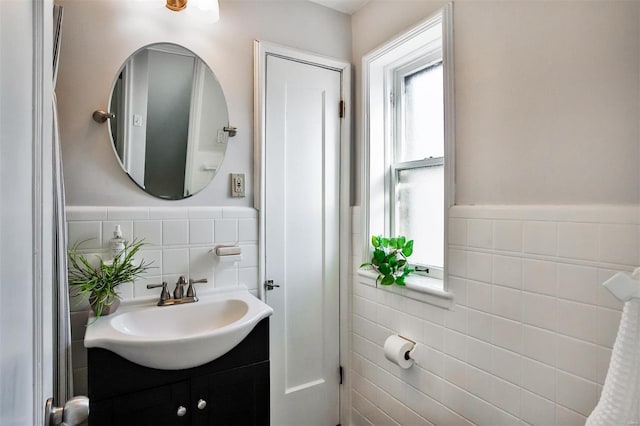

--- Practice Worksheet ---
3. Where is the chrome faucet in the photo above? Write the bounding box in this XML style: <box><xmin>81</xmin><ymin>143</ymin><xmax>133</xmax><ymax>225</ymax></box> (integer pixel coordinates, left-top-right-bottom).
<box><xmin>173</xmin><ymin>276</ymin><xmax>187</xmax><ymax>299</ymax></box>
<box><xmin>147</xmin><ymin>276</ymin><xmax>208</xmax><ymax>307</ymax></box>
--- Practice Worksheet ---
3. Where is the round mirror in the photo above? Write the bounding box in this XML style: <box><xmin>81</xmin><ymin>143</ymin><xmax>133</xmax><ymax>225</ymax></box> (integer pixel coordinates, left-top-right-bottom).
<box><xmin>108</xmin><ymin>43</ymin><xmax>229</xmax><ymax>200</ymax></box>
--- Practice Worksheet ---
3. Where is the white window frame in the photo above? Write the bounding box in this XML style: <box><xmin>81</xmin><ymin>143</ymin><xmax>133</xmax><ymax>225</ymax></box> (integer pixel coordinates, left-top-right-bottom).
<box><xmin>360</xmin><ymin>4</ymin><xmax>455</xmax><ymax>307</ymax></box>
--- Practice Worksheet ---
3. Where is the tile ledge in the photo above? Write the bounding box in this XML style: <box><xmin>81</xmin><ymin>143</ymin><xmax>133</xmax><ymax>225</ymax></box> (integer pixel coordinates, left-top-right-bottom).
<box><xmin>450</xmin><ymin>204</ymin><xmax>640</xmax><ymax>224</ymax></box>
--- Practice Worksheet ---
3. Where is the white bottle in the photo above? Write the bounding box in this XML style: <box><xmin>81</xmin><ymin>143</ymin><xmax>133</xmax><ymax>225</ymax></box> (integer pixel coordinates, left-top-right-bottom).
<box><xmin>110</xmin><ymin>225</ymin><xmax>126</xmax><ymax>259</ymax></box>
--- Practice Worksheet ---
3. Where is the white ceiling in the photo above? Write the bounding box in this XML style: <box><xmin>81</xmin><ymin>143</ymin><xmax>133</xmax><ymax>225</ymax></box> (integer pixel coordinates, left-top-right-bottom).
<box><xmin>308</xmin><ymin>0</ymin><xmax>370</xmax><ymax>15</ymax></box>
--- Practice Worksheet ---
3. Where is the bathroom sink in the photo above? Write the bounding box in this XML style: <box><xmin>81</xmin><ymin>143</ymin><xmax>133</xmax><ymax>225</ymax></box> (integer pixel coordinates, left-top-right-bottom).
<box><xmin>84</xmin><ymin>286</ymin><xmax>273</xmax><ymax>370</ymax></box>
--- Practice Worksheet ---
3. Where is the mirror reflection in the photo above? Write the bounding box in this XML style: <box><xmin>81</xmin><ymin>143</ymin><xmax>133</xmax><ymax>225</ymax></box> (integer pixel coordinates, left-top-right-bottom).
<box><xmin>109</xmin><ymin>43</ymin><xmax>229</xmax><ymax>200</ymax></box>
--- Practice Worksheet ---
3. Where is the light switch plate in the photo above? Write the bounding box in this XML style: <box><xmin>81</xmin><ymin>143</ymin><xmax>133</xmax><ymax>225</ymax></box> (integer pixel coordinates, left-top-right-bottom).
<box><xmin>231</xmin><ymin>173</ymin><xmax>245</xmax><ymax>197</ymax></box>
<box><xmin>216</xmin><ymin>129</ymin><xmax>226</xmax><ymax>144</ymax></box>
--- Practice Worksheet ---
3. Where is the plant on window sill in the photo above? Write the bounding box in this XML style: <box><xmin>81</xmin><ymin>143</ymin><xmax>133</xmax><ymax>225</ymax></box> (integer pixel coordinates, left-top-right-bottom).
<box><xmin>360</xmin><ymin>235</ymin><xmax>414</xmax><ymax>286</ymax></box>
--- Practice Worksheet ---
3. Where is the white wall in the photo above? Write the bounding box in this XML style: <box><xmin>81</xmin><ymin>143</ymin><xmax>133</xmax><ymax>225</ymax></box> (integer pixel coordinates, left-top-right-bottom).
<box><xmin>0</xmin><ymin>2</ymin><xmax>36</xmax><ymax>422</ymax></box>
<box><xmin>454</xmin><ymin>1</ymin><xmax>639</xmax><ymax>205</ymax></box>
<box><xmin>351</xmin><ymin>205</ymin><xmax>636</xmax><ymax>426</ymax></box>
<box><xmin>350</xmin><ymin>2</ymin><xmax>640</xmax><ymax>425</ymax></box>
<box><xmin>56</xmin><ymin>0</ymin><xmax>351</xmax><ymax>206</ymax></box>
<box><xmin>352</xmin><ymin>0</ymin><xmax>640</xmax><ymax>205</ymax></box>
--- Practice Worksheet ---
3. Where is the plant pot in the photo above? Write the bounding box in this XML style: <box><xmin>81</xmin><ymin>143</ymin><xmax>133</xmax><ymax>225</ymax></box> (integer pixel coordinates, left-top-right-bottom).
<box><xmin>90</xmin><ymin>293</ymin><xmax>121</xmax><ymax>317</ymax></box>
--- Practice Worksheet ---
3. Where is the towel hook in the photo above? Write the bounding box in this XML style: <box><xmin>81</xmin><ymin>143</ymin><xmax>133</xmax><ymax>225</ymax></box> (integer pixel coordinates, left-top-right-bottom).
<box><xmin>603</xmin><ymin>267</ymin><xmax>640</xmax><ymax>302</ymax></box>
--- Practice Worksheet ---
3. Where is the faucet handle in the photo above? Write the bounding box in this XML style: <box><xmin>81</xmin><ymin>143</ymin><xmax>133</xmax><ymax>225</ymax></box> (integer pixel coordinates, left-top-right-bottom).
<box><xmin>187</xmin><ymin>278</ymin><xmax>208</xmax><ymax>298</ymax></box>
<box><xmin>146</xmin><ymin>282</ymin><xmax>170</xmax><ymax>303</ymax></box>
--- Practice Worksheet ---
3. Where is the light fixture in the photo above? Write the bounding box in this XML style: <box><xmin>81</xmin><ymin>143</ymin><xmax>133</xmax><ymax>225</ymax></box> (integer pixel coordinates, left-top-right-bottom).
<box><xmin>166</xmin><ymin>0</ymin><xmax>220</xmax><ymax>20</ymax></box>
<box><xmin>165</xmin><ymin>0</ymin><xmax>187</xmax><ymax>11</ymax></box>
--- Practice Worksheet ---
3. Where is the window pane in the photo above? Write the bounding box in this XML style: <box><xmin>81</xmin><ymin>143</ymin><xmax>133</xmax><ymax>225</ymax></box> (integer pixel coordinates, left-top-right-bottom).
<box><xmin>401</xmin><ymin>63</ymin><xmax>444</xmax><ymax>161</ymax></box>
<box><xmin>396</xmin><ymin>165</ymin><xmax>444</xmax><ymax>268</ymax></box>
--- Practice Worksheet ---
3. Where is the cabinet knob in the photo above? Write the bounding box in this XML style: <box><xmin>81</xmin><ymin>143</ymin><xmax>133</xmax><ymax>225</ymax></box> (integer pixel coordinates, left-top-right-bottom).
<box><xmin>177</xmin><ymin>406</ymin><xmax>187</xmax><ymax>417</ymax></box>
<box><xmin>197</xmin><ymin>399</ymin><xmax>207</xmax><ymax>410</ymax></box>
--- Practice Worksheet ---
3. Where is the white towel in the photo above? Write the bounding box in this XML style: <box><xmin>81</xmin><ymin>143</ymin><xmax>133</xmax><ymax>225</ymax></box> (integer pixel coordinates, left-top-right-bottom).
<box><xmin>586</xmin><ymin>298</ymin><xmax>640</xmax><ymax>425</ymax></box>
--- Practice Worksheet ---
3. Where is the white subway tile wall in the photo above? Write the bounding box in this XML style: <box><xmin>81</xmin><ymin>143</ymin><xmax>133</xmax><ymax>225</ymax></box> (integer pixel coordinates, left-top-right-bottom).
<box><xmin>351</xmin><ymin>205</ymin><xmax>638</xmax><ymax>426</ymax></box>
<box><xmin>67</xmin><ymin>206</ymin><xmax>259</xmax><ymax>395</ymax></box>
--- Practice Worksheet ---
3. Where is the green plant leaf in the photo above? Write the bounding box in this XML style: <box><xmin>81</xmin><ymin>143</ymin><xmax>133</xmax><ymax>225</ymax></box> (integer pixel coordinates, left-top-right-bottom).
<box><xmin>365</xmin><ymin>235</ymin><xmax>417</xmax><ymax>287</ymax></box>
<box><xmin>379</xmin><ymin>263</ymin><xmax>391</xmax><ymax>275</ymax></box>
<box><xmin>373</xmin><ymin>248</ymin><xmax>385</xmax><ymax>262</ymax></box>
<box><xmin>402</xmin><ymin>267</ymin><xmax>415</xmax><ymax>277</ymax></box>
<box><xmin>381</xmin><ymin>274</ymin><xmax>394</xmax><ymax>285</ymax></box>
<box><xmin>397</xmin><ymin>236</ymin><xmax>406</xmax><ymax>248</ymax></box>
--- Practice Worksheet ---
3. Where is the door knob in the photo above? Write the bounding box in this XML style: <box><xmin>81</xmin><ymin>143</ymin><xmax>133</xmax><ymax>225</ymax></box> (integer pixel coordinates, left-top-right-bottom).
<box><xmin>265</xmin><ymin>279</ymin><xmax>280</xmax><ymax>291</ymax></box>
<box><xmin>92</xmin><ymin>110</ymin><xmax>115</xmax><ymax>123</ymax></box>
<box><xmin>177</xmin><ymin>405</ymin><xmax>187</xmax><ymax>416</ymax></box>
<box><xmin>45</xmin><ymin>396</ymin><xmax>89</xmax><ymax>426</ymax></box>
<box><xmin>197</xmin><ymin>399</ymin><xmax>207</xmax><ymax>410</ymax></box>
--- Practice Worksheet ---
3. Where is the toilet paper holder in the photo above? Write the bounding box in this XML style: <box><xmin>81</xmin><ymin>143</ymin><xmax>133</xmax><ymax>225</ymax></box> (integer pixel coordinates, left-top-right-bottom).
<box><xmin>384</xmin><ymin>334</ymin><xmax>417</xmax><ymax>369</ymax></box>
<box><xmin>399</xmin><ymin>335</ymin><xmax>416</xmax><ymax>360</ymax></box>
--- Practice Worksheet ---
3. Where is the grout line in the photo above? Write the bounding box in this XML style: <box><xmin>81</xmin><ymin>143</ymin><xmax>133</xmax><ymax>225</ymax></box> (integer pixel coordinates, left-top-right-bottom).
<box><xmin>449</xmin><ymin>244</ymin><xmax>637</xmax><ymax>271</ymax></box>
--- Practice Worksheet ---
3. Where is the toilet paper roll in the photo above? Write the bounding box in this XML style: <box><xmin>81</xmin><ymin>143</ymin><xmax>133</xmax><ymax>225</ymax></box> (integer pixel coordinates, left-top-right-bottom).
<box><xmin>383</xmin><ymin>335</ymin><xmax>415</xmax><ymax>369</ymax></box>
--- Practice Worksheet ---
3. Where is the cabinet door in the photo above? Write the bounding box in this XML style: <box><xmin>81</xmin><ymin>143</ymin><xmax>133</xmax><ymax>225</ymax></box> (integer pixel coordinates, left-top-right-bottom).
<box><xmin>191</xmin><ymin>362</ymin><xmax>269</xmax><ymax>426</ymax></box>
<box><xmin>109</xmin><ymin>381</ymin><xmax>191</xmax><ymax>426</ymax></box>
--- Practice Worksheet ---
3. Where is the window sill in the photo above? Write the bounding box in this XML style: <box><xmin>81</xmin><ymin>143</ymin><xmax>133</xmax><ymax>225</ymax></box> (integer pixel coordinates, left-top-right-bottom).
<box><xmin>357</xmin><ymin>270</ymin><xmax>454</xmax><ymax>309</ymax></box>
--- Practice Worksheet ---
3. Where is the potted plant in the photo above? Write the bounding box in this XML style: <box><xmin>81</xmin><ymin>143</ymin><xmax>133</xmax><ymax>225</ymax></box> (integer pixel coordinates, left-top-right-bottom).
<box><xmin>68</xmin><ymin>239</ymin><xmax>153</xmax><ymax>319</ymax></box>
<box><xmin>360</xmin><ymin>235</ymin><xmax>415</xmax><ymax>286</ymax></box>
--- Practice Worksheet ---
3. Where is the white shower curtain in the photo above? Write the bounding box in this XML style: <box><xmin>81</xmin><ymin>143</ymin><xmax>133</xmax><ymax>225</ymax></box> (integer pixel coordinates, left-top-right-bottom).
<box><xmin>52</xmin><ymin>3</ymin><xmax>74</xmax><ymax>404</ymax></box>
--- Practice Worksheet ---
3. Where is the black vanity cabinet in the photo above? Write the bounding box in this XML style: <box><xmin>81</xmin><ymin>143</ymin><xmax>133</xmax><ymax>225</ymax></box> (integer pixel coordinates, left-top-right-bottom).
<box><xmin>88</xmin><ymin>318</ymin><xmax>269</xmax><ymax>426</ymax></box>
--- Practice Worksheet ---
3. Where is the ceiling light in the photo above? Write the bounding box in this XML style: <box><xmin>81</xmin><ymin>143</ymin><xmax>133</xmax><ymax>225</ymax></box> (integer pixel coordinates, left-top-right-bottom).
<box><xmin>166</xmin><ymin>0</ymin><xmax>219</xmax><ymax>21</ymax></box>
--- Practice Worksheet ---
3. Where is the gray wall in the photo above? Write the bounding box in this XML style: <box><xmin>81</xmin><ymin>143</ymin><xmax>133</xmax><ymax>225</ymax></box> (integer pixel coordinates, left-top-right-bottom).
<box><xmin>56</xmin><ymin>0</ymin><xmax>352</xmax><ymax>206</ymax></box>
<box><xmin>352</xmin><ymin>0</ymin><xmax>640</xmax><ymax>205</ymax></box>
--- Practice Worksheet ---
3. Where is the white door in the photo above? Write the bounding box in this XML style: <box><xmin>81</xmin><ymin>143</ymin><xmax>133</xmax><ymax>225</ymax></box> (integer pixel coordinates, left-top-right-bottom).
<box><xmin>264</xmin><ymin>54</ymin><xmax>342</xmax><ymax>426</ymax></box>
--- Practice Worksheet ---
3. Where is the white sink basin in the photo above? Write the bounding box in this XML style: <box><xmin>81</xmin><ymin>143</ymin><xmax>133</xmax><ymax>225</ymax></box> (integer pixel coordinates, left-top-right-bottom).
<box><xmin>84</xmin><ymin>287</ymin><xmax>273</xmax><ymax>370</ymax></box>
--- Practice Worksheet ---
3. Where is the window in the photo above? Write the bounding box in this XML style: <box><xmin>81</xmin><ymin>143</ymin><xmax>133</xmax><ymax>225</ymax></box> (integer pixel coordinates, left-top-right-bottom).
<box><xmin>392</xmin><ymin>58</ymin><xmax>445</xmax><ymax>277</ymax></box>
<box><xmin>362</xmin><ymin>5</ymin><xmax>454</xmax><ymax>298</ymax></box>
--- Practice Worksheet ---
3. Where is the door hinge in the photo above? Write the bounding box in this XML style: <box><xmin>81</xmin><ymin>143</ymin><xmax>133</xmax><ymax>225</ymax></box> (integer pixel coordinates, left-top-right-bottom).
<box><xmin>339</xmin><ymin>365</ymin><xmax>343</xmax><ymax>385</ymax></box>
<box><xmin>339</xmin><ymin>100</ymin><xmax>345</xmax><ymax>118</ymax></box>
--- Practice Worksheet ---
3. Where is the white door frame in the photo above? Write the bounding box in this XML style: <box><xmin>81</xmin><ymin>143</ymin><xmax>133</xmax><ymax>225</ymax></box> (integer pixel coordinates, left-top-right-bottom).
<box><xmin>34</xmin><ymin>0</ymin><xmax>56</xmax><ymax>421</ymax></box>
<box><xmin>0</xmin><ymin>0</ymin><xmax>54</xmax><ymax>424</ymax></box>
<box><xmin>32</xmin><ymin>0</ymin><xmax>55</xmax><ymax>421</ymax></box>
<box><xmin>253</xmin><ymin>40</ymin><xmax>351</xmax><ymax>424</ymax></box>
